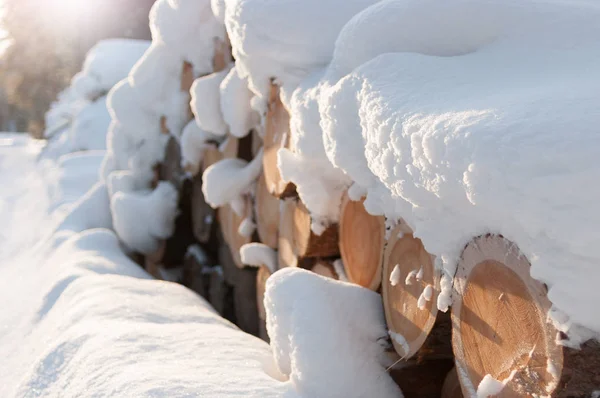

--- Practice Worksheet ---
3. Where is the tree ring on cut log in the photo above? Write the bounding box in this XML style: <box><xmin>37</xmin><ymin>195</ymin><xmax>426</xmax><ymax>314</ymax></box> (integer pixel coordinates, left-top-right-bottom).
<box><xmin>292</xmin><ymin>200</ymin><xmax>339</xmax><ymax>258</ymax></box>
<box><xmin>382</xmin><ymin>222</ymin><xmax>440</xmax><ymax>360</ymax></box>
<box><xmin>262</xmin><ymin>82</ymin><xmax>296</xmax><ymax>198</ymax></box>
<box><xmin>255</xmin><ymin>171</ymin><xmax>279</xmax><ymax>249</ymax></box>
<box><xmin>452</xmin><ymin>235</ymin><xmax>563</xmax><ymax>397</ymax></box>
<box><xmin>339</xmin><ymin>193</ymin><xmax>385</xmax><ymax>290</ymax></box>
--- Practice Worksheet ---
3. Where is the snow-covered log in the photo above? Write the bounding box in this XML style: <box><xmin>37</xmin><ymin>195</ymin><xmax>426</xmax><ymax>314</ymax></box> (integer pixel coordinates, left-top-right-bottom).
<box><xmin>291</xmin><ymin>200</ymin><xmax>339</xmax><ymax>259</ymax></box>
<box><xmin>338</xmin><ymin>192</ymin><xmax>385</xmax><ymax>290</ymax></box>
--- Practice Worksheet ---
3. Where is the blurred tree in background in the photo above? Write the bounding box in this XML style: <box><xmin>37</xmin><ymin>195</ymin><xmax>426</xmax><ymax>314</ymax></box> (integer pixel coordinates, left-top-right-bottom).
<box><xmin>0</xmin><ymin>0</ymin><xmax>156</xmax><ymax>137</ymax></box>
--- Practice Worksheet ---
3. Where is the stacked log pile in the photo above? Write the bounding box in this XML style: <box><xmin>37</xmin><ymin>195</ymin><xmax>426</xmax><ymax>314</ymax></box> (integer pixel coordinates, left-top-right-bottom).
<box><xmin>124</xmin><ymin>2</ymin><xmax>600</xmax><ymax>397</ymax></box>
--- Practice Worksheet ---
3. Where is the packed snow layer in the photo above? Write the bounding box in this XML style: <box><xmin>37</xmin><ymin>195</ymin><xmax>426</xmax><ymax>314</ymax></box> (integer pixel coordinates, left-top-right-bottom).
<box><xmin>191</xmin><ymin>68</ymin><xmax>231</xmax><ymax>136</ymax></box>
<box><xmin>264</xmin><ymin>268</ymin><xmax>402</xmax><ymax>397</ymax></box>
<box><xmin>149</xmin><ymin>0</ymin><xmax>226</xmax><ymax>75</ymax></box>
<box><xmin>224</xmin><ymin>0</ymin><xmax>380</xmax><ymax>101</ymax></box>
<box><xmin>319</xmin><ymin>0</ymin><xmax>600</xmax><ymax>337</ymax></box>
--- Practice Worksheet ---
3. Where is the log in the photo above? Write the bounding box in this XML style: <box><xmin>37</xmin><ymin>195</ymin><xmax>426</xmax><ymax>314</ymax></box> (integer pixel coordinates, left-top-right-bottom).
<box><xmin>181</xmin><ymin>61</ymin><xmax>195</xmax><ymax>92</ymax></box>
<box><xmin>225</xmin><ymin>197</ymin><xmax>253</xmax><ymax>269</ymax></box>
<box><xmin>453</xmin><ymin>234</ymin><xmax>582</xmax><ymax>397</ymax></box>
<box><xmin>201</xmin><ymin>143</ymin><xmax>223</xmax><ymax>172</ymax></box>
<box><xmin>191</xmin><ymin>171</ymin><xmax>215</xmax><ymax>243</ymax></box>
<box><xmin>182</xmin><ymin>245</ymin><xmax>211</xmax><ymax>298</ymax></box>
<box><xmin>220</xmin><ymin>135</ymin><xmax>238</xmax><ymax>159</ymax></box>
<box><xmin>310</xmin><ymin>259</ymin><xmax>338</xmax><ymax>280</ymax></box>
<box><xmin>234</xmin><ymin>266</ymin><xmax>259</xmax><ymax>337</ymax></box>
<box><xmin>256</xmin><ymin>265</ymin><xmax>271</xmax><ymax>342</ymax></box>
<box><xmin>255</xmin><ymin>171</ymin><xmax>279</xmax><ymax>249</ymax></box>
<box><xmin>252</xmin><ymin>129</ymin><xmax>263</xmax><ymax>157</ymax></box>
<box><xmin>382</xmin><ymin>222</ymin><xmax>443</xmax><ymax>360</ymax></box>
<box><xmin>161</xmin><ymin>178</ymin><xmax>196</xmax><ymax>268</ymax></box>
<box><xmin>339</xmin><ymin>193</ymin><xmax>385</xmax><ymax>290</ymax></box>
<box><xmin>389</xmin><ymin>357</ymin><xmax>455</xmax><ymax>398</ymax></box>
<box><xmin>292</xmin><ymin>200</ymin><xmax>339</xmax><ymax>258</ymax></box>
<box><xmin>262</xmin><ymin>83</ymin><xmax>296</xmax><ymax>198</ymax></box>
<box><xmin>212</xmin><ymin>37</ymin><xmax>231</xmax><ymax>73</ymax></box>
<box><xmin>441</xmin><ymin>368</ymin><xmax>464</xmax><ymax>398</ymax></box>
<box><xmin>159</xmin><ymin>135</ymin><xmax>184</xmax><ymax>191</ymax></box>
<box><xmin>278</xmin><ymin>198</ymin><xmax>298</xmax><ymax>268</ymax></box>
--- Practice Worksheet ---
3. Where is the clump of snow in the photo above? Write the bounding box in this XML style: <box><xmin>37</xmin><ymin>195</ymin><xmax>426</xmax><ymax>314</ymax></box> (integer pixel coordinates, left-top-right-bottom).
<box><xmin>111</xmin><ymin>182</ymin><xmax>179</xmax><ymax>254</ymax></box>
<box><xmin>264</xmin><ymin>267</ymin><xmax>403</xmax><ymax>397</ymax></box>
<box><xmin>332</xmin><ymin>259</ymin><xmax>348</xmax><ymax>282</ymax></box>
<box><xmin>180</xmin><ymin>121</ymin><xmax>215</xmax><ymax>176</ymax></box>
<box><xmin>318</xmin><ymin>0</ymin><xmax>600</xmax><ymax>338</ymax></box>
<box><xmin>240</xmin><ymin>243</ymin><xmax>277</xmax><ymax>273</ymax></box>
<box><xmin>202</xmin><ymin>148</ymin><xmax>263</xmax><ymax>208</ymax></box>
<box><xmin>389</xmin><ymin>264</ymin><xmax>401</xmax><ymax>286</ymax></box>
<box><xmin>43</xmin><ymin>40</ymin><xmax>150</xmax><ymax>155</ymax></box>
<box><xmin>388</xmin><ymin>330</ymin><xmax>409</xmax><ymax>358</ymax></box>
<box><xmin>220</xmin><ymin>66</ymin><xmax>260</xmax><ymax>138</ymax></box>
<box><xmin>417</xmin><ymin>284</ymin><xmax>433</xmax><ymax>310</ymax></box>
<box><xmin>224</xmin><ymin>0</ymin><xmax>380</xmax><ymax>102</ymax></box>
<box><xmin>238</xmin><ymin>217</ymin><xmax>256</xmax><ymax>238</ymax></box>
<box><xmin>191</xmin><ymin>67</ymin><xmax>231</xmax><ymax>136</ymax></box>
<box><xmin>476</xmin><ymin>374</ymin><xmax>505</xmax><ymax>398</ymax></box>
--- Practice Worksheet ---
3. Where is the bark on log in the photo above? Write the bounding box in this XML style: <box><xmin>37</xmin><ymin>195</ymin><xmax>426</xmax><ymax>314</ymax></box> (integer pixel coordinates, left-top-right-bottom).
<box><xmin>339</xmin><ymin>192</ymin><xmax>385</xmax><ymax>290</ymax></box>
<box><xmin>451</xmin><ymin>235</ymin><xmax>600</xmax><ymax>397</ymax></box>
<box><xmin>255</xmin><ymin>170</ymin><xmax>279</xmax><ymax>249</ymax></box>
<box><xmin>262</xmin><ymin>82</ymin><xmax>296</xmax><ymax>198</ymax></box>
<box><xmin>292</xmin><ymin>200</ymin><xmax>339</xmax><ymax>258</ymax></box>
<box><xmin>382</xmin><ymin>222</ymin><xmax>443</xmax><ymax>360</ymax></box>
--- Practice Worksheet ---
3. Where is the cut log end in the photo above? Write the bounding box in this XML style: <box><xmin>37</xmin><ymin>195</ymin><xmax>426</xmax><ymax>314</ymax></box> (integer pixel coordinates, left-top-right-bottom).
<box><xmin>201</xmin><ymin>144</ymin><xmax>223</xmax><ymax>172</ymax></box>
<box><xmin>339</xmin><ymin>193</ymin><xmax>385</xmax><ymax>290</ymax></box>
<box><xmin>255</xmin><ymin>171</ymin><xmax>280</xmax><ymax>249</ymax></box>
<box><xmin>310</xmin><ymin>260</ymin><xmax>338</xmax><ymax>280</ymax></box>
<box><xmin>263</xmin><ymin>83</ymin><xmax>296</xmax><ymax>198</ymax></box>
<box><xmin>452</xmin><ymin>235</ymin><xmax>564</xmax><ymax>397</ymax></box>
<box><xmin>292</xmin><ymin>200</ymin><xmax>339</xmax><ymax>259</ymax></box>
<box><xmin>278</xmin><ymin>198</ymin><xmax>298</xmax><ymax>268</ymax></box>
<box><xmin>382</xmin><ymin>222</ymin><xmax>440</xmax><ymax>360</ymax></box>
<box><xmin>256</xmin><ymin>265</ymin><xmax>271</xmax><ymax>342</ymax></box>
<box><xmin>191</xmin><ymin>172</ymin><xmax>215</xmax><ymax>243</ymax></box>
<box><xmin>225</xmin><ymin>199</ymin><xmax>253</xmax><ymax>269</ymax></box>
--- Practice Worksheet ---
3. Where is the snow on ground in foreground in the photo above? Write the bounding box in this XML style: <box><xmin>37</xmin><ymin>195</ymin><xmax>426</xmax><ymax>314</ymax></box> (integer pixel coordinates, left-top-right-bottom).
<box><xmin>0</xmin><ymin>134</ymin><xmax>398</xmax><ymax>396</ymax></box>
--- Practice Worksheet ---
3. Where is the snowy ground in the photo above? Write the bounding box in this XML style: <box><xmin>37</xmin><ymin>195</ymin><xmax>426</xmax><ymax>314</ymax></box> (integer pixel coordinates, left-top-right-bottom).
<box><xmin>0</xmin><ymin>133</ymin><xmax>399</xmax><ymax>397</ymax></box>
<box><xmin>0</xmin><ymin>134</ymin><xmax>284</xmax><ymax>397</ymax></box>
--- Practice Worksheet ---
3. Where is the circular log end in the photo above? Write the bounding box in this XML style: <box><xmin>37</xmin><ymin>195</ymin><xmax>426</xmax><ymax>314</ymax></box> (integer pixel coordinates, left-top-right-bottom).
<box><xmin>382</xmin><ymin>223</ymin><xmax>439</xmax><ymax>359</ymax></box>
<box><xmin>452</xmin><ymin>235</ymin><xmax>563</xmax><ymax>397</ymax></box>
<box><xmin>339</xmin><ymin>194</ymin><xmax>385</xmax><ymax>290</ymax></box>
<box><xmin>278</xmin><ymin>198</ymin><xmax>298</xmax><ymax>268</ymax></box>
